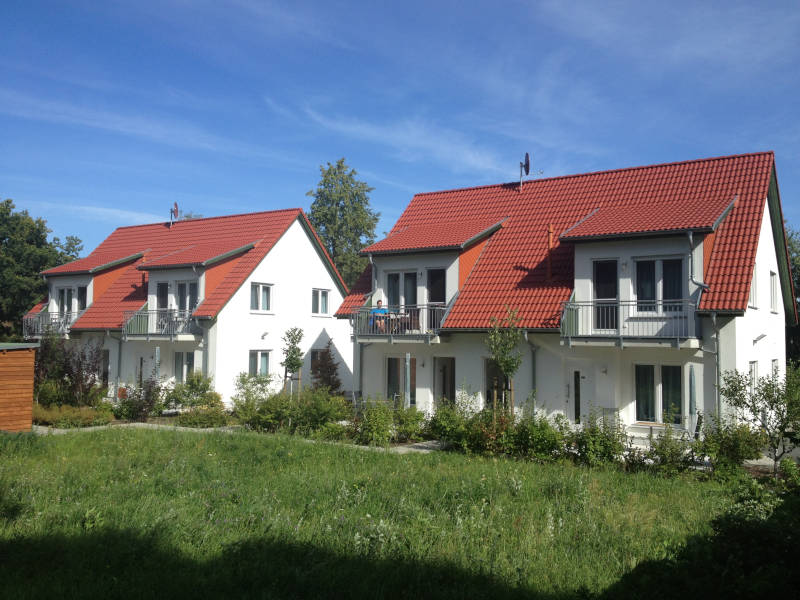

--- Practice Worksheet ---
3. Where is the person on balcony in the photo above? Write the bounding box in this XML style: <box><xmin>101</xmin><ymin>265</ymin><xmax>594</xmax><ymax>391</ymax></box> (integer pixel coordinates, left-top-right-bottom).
<box><xmin>370</xmin><ymin>299</ymin><xmax>388</xmax><ymax>333</ymax></box>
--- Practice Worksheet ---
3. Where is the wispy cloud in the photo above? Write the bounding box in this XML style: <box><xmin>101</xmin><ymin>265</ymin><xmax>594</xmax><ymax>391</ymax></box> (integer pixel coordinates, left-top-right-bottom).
<box><xmin>305</xmin><ymin>108</ymin><xmax>508</xmax><ymax>177</ymax></box>
<box><xmin>23</xmin><ymin>199</ymin><xmax>164</xmax><ymax>226</ymax></box>
<box><xmin>0</xmin><ymin>88</ymin><xmax>296</xmax><ymax>163</ymax></box>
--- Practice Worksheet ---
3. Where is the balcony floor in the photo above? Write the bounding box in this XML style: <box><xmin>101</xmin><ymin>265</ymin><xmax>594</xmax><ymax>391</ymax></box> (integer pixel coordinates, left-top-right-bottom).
<box><xmin>560</xmin><ymin>337</ymin><xmax>700</xmax><ymax>349</ymax></box>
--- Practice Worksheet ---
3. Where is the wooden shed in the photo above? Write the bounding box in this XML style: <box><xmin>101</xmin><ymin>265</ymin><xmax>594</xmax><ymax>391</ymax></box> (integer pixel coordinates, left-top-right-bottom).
<box><xmin>0</xmin><ymin>343</ymin><xmax>38</xmax><ymax>432</ymax></box>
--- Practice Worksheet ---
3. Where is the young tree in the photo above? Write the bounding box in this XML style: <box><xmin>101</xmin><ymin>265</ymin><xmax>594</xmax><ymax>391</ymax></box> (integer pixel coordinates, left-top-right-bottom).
<box><xmin>311</xmin><ymin>339</ymin><xmax>342</xmax><ymax>393</ymax></box>
<box><xmin>720</xmin><ymin>364</ymin><xmax>800</xmax><ymax>474</ymax></box>
<box><xmin>281</xmin><ymin>327</ymin><xmax>304</xmax><ymax>393</ymax></box>
<box><xmin>484</xmin><ymin>306</ymin><xmax>523</xmax><ymax>413</ymax></box>
<box><xmin>0</xmin><ymin>199</ymin><xmax>82</xmax><ymax>340</ymax></box>
<box><xmin>307</xmin><ymin>159</ymin><xmax>379</xmax><ymax>288</ymax></box>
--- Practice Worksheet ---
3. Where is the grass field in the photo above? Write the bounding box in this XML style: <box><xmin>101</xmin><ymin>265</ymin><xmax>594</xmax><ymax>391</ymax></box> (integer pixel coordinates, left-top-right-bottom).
<box><xmin>0</xmin><ymin>429</ymin><xmax>733</xmax><ymax>599</ymax></box>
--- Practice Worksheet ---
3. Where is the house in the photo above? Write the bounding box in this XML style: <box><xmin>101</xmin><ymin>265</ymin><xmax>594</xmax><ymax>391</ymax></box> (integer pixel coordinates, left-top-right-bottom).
<box><xmin>337</xmin><ymin>152</ymin><xmax>797</xmax><ymax>435</ymax></box>
<box><xmin>23</xmin><ymin>209</ymin><xmax>354</xmax><ymax>403</ymax></box>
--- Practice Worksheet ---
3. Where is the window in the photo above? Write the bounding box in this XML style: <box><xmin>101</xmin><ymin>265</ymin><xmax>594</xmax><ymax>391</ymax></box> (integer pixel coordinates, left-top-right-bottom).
<box><xmin>772</xmin><ymin>359</ymin><xmax>780</xmax><ymax>374</ymax></box>
<box><xmin>749</xmin><ymin>266</ymin><xmax>757</xmax><ymax>308</ymax></box>
<box><xmin>57</xmin><ymin>288</ymin><xmax>73</xmax><ymax>315</ymax></box>
<box><xmin>312</xmin><ymin>289</ymin><xmax>329</xmax><ymax>314</ymax></box>
<box><xmin>634</xmin><ymin>258</ymin><xmax>683</xmax><ymax>312</ymax></box>
<box><xmin>174</xmin><ymin>351</ymin><xmax>195</xmax><ymax>383</ymax></box>
<box><xmin>100</xmin><ymin>350</ymin><xmax>110</xmax><ymax>388</ymax></box>
<box><xmin>157</xmin><ymin>282</ymin><xmax>169</xmax><ymax>311</ymax></box>
<box><xmin>485</xmin><ymin>359</ymin><xmax>511</xmax><ymax>407</ymax></box>
<box><xmin>770</xmin><ymin>271</ymin><xmax>778</xmax><ymax>313</ymax></box>
<box><xmin>250</xmin><ymin>283</ymin><xmax>272</xmax><ymax>311</ymax></box>
<box><xmin>387</xmin><ymin>356</ymin><xmax>416</xmax><ymax>405</ymax></box>
<box><xmin>310</xmin><ymin>349</ymin><xmax>323</xmax><ymax>374</ymax></box>
<box><xmin>249</xmin><ymin>350</ymin><xmax>269</xmax><ymax>377</ymax></box>
<box><xmin>593</xmin><ymin>260</ymin><xmax>618</xmax><ymax>329</ymax></box>
<box><xmin>749</xmin><ymin>361</ymin><xmax>758</xmax><ymax>395</ymax></box>
<box><xmin>77</xmin><ymin>286</ymin><xmax>87</xmax><ymax>311</ymax></box>
<box><xmin>177</xmin><ymin>281</ymin><xmax>199</xmax><ymax>312</ymax></box>
<box><xmin>386</xmin><ymin>272</ymin><xmax>417</xmax><ymax>307</ymax></box>
<box><xmin>635</xmin><ymin>364</ymin><xmax>682</xmax><ymax>424</ymax></box>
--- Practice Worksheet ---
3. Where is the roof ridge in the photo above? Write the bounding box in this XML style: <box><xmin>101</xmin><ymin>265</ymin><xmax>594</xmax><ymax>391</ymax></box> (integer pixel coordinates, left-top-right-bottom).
<box><xmin>112</xmin><ymin>207</ymin><xmax>303</xmax><ymax>231</ymax></box>
<box><xmin>412</xmin><ymin>151</ymin><xmax>774</xmax><ymax>198</ymax></box>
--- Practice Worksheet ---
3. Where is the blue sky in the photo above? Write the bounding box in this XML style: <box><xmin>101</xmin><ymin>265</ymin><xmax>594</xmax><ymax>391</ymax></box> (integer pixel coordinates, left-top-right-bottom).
<box><xmin>2</xmin><ymin>1</ymin><xmax>799</xmax><ymax>253</ymax></box>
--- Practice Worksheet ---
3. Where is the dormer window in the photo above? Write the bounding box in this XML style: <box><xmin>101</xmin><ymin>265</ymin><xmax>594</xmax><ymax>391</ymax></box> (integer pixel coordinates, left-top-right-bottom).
<box><xmin>77</xmin><ymin>286</ymin><xmax>87</xmax><ymax>311</ymax></box>
<box><xmin>634</xmin><ymin>258</ymin><xmax>683</xmax><ymax>312</ymax></box>
<box><xmin>387</xmin><ymin>272</ymin><xmax>417</xmax><ymax>307</ymax></box>
<box><xmin>57</xmin><ymin>288</ymin><xmax>73</xmax><ymax>315</ymax></box>
<box><xmin>177</xmin><ymin>281</ymin><xmax>199</xmax><ymax>312</ymax></box>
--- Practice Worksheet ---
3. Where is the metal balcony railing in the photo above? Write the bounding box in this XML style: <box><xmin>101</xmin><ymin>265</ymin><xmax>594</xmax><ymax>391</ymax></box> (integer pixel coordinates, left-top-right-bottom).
<box><xmin>23</xmin><ymin>311</ymin><xmax>82</xmax><ymax>338</ymax></box>
<box><xmin>560</xmin><ymin>299</ymin><xmax>697</xmax><ymax>341</ymax></box>
<box><xmin>122</xmin><ymin>309</ymin><xmax>201</xmax><ymax>339</ymax></box>
<box><xmin>353</xmin><ymin>304</ymin><xmax>447</xmax><ymax>337</ymax></box>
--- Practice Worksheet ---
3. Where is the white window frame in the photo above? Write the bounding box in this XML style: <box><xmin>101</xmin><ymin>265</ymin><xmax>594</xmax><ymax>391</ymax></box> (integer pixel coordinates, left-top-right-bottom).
<box><xmin>633</xmin><ymin>362</ymin><xmax>684</xmax><ymax>426</ymax></box>
<box><xmin>770</xmin><ymin>271</ymin><xmax>778</xmax><ymax>313</ymax></box>
<box><xmin>176</xmin><ymin>280</ymin><xmax>200</xmax><ymax>312</ymax></box>
<box><xmin>632</xmin><ymin>256</ymin><xmax>685</xmax><ymax>314</ymax></box>
<box><xmin>174</xmin><ymin>351</ymin><xmax>195</xmax><ymax>383</ymax></box>
<box><xmin>749</xmin><ymin>361</ymin><xmax>758</xmax><ymax>394</ymax></box>
<box><xmin>385</xmin><ymin>270</ymin><xmax>418</xmax><ymax>308</ymax></box>
<box><xmin>749</xmin><ymin>266</ymin><xmax>757</xmax><ymax>308</ymax></box>
<box><xmin>385</xmin><ymin>354</ymin><xmax>416</xmax><ymax>406</ymax></box>
<box><xmin>249</xmin><ymin>350</ymin><xmax>270</xmax><ymax>377</ymax></box>
<box><xmin>250</xmin><ymin>283</ymin><xmax>273</xmax><ymax>313</ymax></box>
<box><xmin>772</xmin><ymin>359</ymin><xmax>780</xmax><ymax>375</ymax></box>
<box><xmin>312</xmin><ymin>288</ymin><xmax>329</xmax><ymax>315</ymax></box>
<box><xmin>56</xmin><ymin>286</ymin><xmax>74</xmax><ymax>315</ymax></box>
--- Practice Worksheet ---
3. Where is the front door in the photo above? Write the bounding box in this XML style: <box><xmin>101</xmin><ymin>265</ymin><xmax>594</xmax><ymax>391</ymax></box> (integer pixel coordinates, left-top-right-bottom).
<box><xmin>566</xmin><ymin>359</ymin><xmax>595</xmax><ymax>424</ymax></box>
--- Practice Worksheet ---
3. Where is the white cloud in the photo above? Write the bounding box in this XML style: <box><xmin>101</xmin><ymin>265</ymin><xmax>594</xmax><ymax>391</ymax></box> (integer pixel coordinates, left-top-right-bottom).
<box><xmin>305</xmin><ymin>108</ymin><xmax>508</xmax><ymax>177</ymax></box>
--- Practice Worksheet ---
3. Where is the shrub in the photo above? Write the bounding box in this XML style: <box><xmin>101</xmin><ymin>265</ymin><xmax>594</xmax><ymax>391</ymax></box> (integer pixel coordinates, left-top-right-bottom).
<box><xmin>648</xmin><ymin>422</ymin><xmax>693</xmax><ymax>475</ymax></box>
<box><xmin>176</xmin><ymin>406</ymin><xmax>230</xmax><ymax>428</ymax></box>
<box><xmin>34</xmin><ymin>333</ymin><xmax>104</xmax><ymax>407</ymax></box>
<box><xmin>696</xmin><ymin>415</ymin><xmax>765</xmax><ymax>476</ymax></box>
<box><xmin>355</xmin><ymin>402</ymin><xmax>393</xmax><ymax>446</ymax></box>
<box><xmin>393</xmin><ymin>406</ymin><xmax>425</xmax><ymax>443</ymax></box>
<box><xmin>572</xmin><ymin>410</ymin><xmax>627</xmax><ymax>467</ymax></box>
<box><xmin>513</xmin><ymin>411</ymin><xmax>564</xmax><ymax>460</ymax></box>
<box><xmin>33</xmin><ymin>403</ymin><xmax>113</xmax><ymax>428</ymax></box>
<box><xmin>292</xmin><ymin>388</ymin><xmax>350</xmax><ymax>434</ymax></box>
<box><xmin>428</xmin><ymin>403</ymin><xmax>469</xmax><ymax>450</ymax></box>
<box><xmin>35</xmin><ymin>379</ymin><xmax>66</xmax><ymax>407</ymax></box>
<box><xmin>310</xmin><ymin>339</ymin><xmax>342</xmax><ymax>393</ymax></box>
<box><xmin>165</xmin><ymin>372</ymin><xmax>221</xmax><ymax>409</ymax></box>
<box><xmin>312</xmin><ymin>421</ymin><xmax>351</xmax><ymax>442</ymax></box>
<box><xmin>464</xmin><ymin>409</ymin><xmax>515</xmax><ymax>455</ymax></box>
<box><xmin>244</xmin><ymin>393</ymin><xmax>294</xmax><ymax>432</ymax></box>
<box><xmin>231</xmin><ymin>373</ymin><xmax>272</xmax><ymax>424</ymax></box>
<box><xmin>114</xmin><ymin>377</ymin><xmax>162</xmax><ymax>421</ymax></box>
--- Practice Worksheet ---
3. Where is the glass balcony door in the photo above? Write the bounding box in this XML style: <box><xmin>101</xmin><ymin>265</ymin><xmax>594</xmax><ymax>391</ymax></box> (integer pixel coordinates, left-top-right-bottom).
<box><xmin>592</xmin><ymin>260</ymin><xmax>618</xmax><ymax>331</ymax></box>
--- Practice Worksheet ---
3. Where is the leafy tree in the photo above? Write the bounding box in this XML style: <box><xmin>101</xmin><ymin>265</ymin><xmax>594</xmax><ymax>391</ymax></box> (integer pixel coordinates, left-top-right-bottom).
<box><xmin>307</xmin><ymin>159</ymin><xmax>379</xmax><ymax>288</ymax></box>
<box><xmin>310</xmin><ymin>339</ymin><xmax>342</xmax><ymax>393</ymax></box>
<box><xmin>0</xmin><ymin>199</ymin><xmax>82</xmax><ymax>340</ymax></box>
<box><xmin>281</xmin><ymin>327</ymin><xmax>304</xmax><ymax>392</ymax></box>
<box><xmin>786</xmin><ymin>224</ymin><xmax>800</xmax><ymax>361</ymax></box>
<box><xmin>484</xmin><ymin>306</ymin><xmax>523</xmax><ymax>412</ymax></box>
<box><xmin>720</xmin><ymin>364</ymin><xmax>800</xmax><ymax>474</ymax></box>
<box><xmin>34</xmin><ymin>333</ymin><xmax>103</xmax><ymax>406</ymax></box>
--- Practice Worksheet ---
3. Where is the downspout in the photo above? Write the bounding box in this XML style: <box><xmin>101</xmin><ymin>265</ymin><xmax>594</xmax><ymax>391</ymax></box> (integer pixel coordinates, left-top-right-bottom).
<box><xmin>711</xmin><ymin>312</ymin><xmax>721</xmax><ymax>417</ymax></box>
<box><xmin>687</xmin><ymin>231</ymin><xmax>709</xmax><ymax>292</ymax></box>
<box><xmin>524</xmin><ymin>331</ymin><xmax>537</xmax><ymax>408</ymax></box>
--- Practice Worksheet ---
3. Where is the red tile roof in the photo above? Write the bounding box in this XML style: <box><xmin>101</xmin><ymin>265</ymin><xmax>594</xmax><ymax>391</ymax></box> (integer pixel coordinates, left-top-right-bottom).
<box><xmin>40</xmin><ymin>208</ymin><xmax>345</xmax><ymax>330</ymax></box>
<box><xmin>337</xmin><ymin>264</ymin><xmax>372</xmax><ymax>316</ymax></box>
<box><xmin>338</xmin><ymin>152</ymin><xmax>787</xmax><ymax>329</ymax></box>
<box><xmin>361</xmin><ymin>217</ymin><xmax>505</xmax><ymax>255</ymax></box>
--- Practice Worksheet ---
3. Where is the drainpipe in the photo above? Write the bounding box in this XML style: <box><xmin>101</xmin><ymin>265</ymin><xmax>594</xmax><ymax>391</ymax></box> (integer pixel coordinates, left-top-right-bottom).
<box><xmin>711</xmin><ymin>312</ymin><xmax>721</xmax><ymax>417</ymax></box>
<box><xmin>687</xmin><ymin>231</ymin><xmax>709</xmax><ymax>292</ymax></box>
<box><xmin>524</xmin><ymin>331</ymin><xmax>537</xmax><ymax>407</ymax></box>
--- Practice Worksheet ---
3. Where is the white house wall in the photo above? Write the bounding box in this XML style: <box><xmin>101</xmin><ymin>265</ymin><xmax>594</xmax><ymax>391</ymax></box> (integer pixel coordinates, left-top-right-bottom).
<box><xmin>732</xmin><ymin>197</ymin><xmax>786</xmax><ymax>379</ymax></box>
<box><xmin>46</xmin><ymin>274</ymin><xmax>93</xmax><ymax>313</ymax></box>
<box><xmin>211</xmin><ymin>219</ymin><xmax>354</xmax><ymax>404</ymax></box>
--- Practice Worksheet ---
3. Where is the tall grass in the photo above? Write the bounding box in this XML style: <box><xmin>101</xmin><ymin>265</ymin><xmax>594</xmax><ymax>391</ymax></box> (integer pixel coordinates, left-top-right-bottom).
<box><xmin>0</xmin><ymin>430</ymin><xmax>732</xmax><ymax>598</ymax></box>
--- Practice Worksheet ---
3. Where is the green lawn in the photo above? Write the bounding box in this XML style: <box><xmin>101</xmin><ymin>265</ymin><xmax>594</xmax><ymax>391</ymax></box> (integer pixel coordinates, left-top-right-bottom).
<box><xmin>0</xmin><ymin>430</ymin><xmax>733</xmax><ymax>599</ymax></box>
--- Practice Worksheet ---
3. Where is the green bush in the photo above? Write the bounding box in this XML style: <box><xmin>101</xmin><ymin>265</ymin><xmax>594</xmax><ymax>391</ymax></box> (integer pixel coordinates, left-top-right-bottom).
<box><xmin>35</xmin><ymin>379</ymin><xmax>66</xmax><ymax>406</ymax></box>
<box><xmin>355</xmin><ymin>402</ymin><xmax>393</xmax><ymax>446</ymax></box>
<box><xmin>513</xmin><ymin>411</ymin><xmax>565</xmax><ymax>460</ymax></box>
<box><xmin>572</xmin><ymin>411</ymin><xmax>627</xmax><ymax>467</ymax></box>
<box><xmin>464</xmin><ymin>409</ymin><xmax>515</xmax><ymax>455</ymax></box>
<box><xmin>33</xmin><ymin>403</ymin><xmax>113</xmax><ymax>428</ymax></box>
<box><xmin>231</xmin><ymin>373</ymin><xmax>272</xmax><ymax>424</ymax></box>
<box><xmin>176</xmin><ymin>406</ymin><xmax>230</xmax><ymax>428</ymax></box>
<box><xmin>165</xmin><ymin>372</ymin><xmax>222</xmax><ymax>409</ymax></box>
<box><xmin>428</xmin><ymin>403</ymin><xmax>469</xmax><ymax>450</ymax></box>
<box><xmin>114</xmin><ymin>378</ymin><xmax>163</xmax><ymax>421</ymax></box>
<box><xmin>311</xmin><ymin>421</ymin><xmax>351</xmax><ymax>442</ymax></box>
<box><xmin>244</xmin><ymin>393</ymin><xmax>294</xmax><ymax>432</ymax></box>
<box><xmin>697</xmin><ymin>415</ymin><xmax>765</xmax><ymax>475</ymax></box>
<box><xmin>292</xmin><ymin>388</ymin><xmax>350</xmax><ymax>434</ymax></box>
<box><xmin>393</xmin><ymin>406</ymin><xmax>425</xmax><ymax>443</ymax></box>
<box><xmin>648</xmin><ymin>423</ymin><xmax>693</xmax><ymax>475</ymax></box>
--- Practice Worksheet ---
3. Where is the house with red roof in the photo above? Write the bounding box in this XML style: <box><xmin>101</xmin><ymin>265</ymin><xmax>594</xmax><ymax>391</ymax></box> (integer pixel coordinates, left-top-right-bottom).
<box><xmin>24</xmin><ymin>209</ymin><xmax>354</xmax><ymax>403</ymax></box>
<box><xmin>336</xmin><ymin>152</ymin><xmax>797</xmax><ymax>433</ymax></box>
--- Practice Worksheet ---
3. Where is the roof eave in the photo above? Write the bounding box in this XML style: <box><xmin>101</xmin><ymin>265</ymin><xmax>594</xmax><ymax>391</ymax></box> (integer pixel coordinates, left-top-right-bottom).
<box><xmin>561</xmin><ymin>226</ymin><xmax>714</xmax><ymax>243</ymax></box>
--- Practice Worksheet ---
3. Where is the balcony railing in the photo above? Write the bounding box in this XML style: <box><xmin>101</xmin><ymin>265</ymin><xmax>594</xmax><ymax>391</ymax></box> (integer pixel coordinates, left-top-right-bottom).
<box><xmin>23</xmin><ymin>311</ymin><xmax>82</xmax><ymax>338</ymax></box>
<box><xmin>560</xmin><ymin>299</ymin><xmax>697</xmax><ymax>341</ymax></box>
<box><xmin>122</xmin><ymin>309</ymin><xmax>201</xmax><ymax>339</ymax></box>
<box><xmin>353</xmin><ymin>304</ymin><xmax>447</xmax><ymax>338</ymax></box>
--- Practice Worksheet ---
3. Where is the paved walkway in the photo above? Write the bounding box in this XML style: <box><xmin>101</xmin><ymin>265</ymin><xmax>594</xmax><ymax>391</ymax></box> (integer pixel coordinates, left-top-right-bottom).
<box><xmin>31</xmin><ymin>423</ymin><xmax>444</xmax><ymax>454</ymax></box>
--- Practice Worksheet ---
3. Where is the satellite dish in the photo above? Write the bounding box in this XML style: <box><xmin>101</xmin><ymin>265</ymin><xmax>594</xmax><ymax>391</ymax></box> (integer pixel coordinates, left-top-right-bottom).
<box><xmin>524</xmin><ymin>152</ymin><xmax>530</xmax><ymax>176</ymax></box>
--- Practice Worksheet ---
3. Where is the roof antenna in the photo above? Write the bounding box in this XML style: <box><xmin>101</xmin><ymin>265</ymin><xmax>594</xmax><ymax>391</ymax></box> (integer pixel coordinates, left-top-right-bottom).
<box><xmin>169</xmin><ymin>202</ymin><xmax>179</xmax><ymax>228</ymax></box>
<box><xmin>519</xmin><ymin>152</ymin><xmax>530</xmax><ymax>192</ymax></box>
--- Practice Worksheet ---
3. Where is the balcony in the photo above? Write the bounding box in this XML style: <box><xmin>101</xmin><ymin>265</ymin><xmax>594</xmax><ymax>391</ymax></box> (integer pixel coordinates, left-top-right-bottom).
<box><xmin>23</xmin><ymin>311</ymin><xmax>82</xmax><ymax>338</ymax></box>
<box><xmin>122</xmin><ymin>309</ymin><xmax>202</xmax><ymax>340</ymax></box>
<box><xmin>560</xmin><ymin>299</ymin><xmax>698</xmax><ymax>346</ymax></box>
<box><xmin>353</xmin><ymin>304</ymin><xmax>447</xmax><ymax>342</ymax></box>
